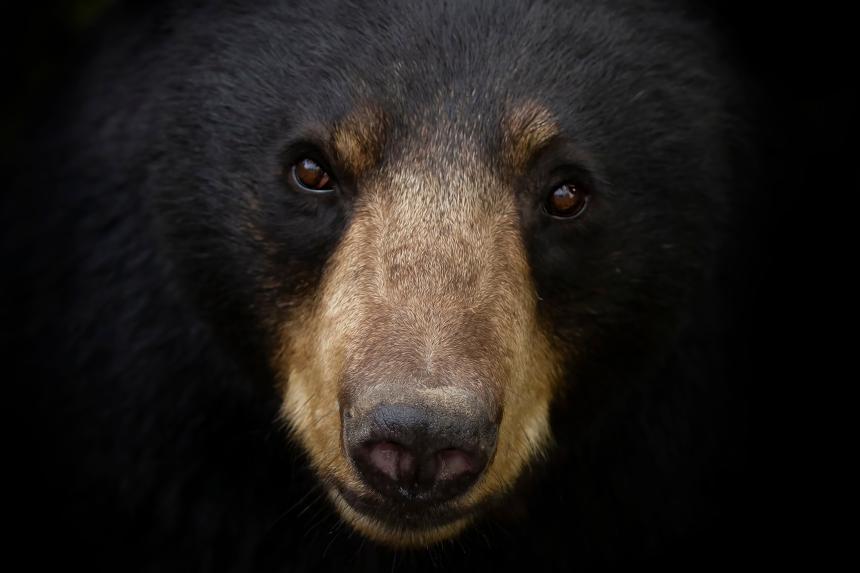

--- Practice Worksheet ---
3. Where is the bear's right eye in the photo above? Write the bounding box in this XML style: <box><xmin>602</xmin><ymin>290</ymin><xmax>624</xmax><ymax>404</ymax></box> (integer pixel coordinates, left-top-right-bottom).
<box><xmin>291</xmin><ymin>158</ymin><xmax>335</xmax><ymax>193</ymax></box>
<box><xmin>543</xmin><ymin>181</ymin><xmax>590</xmax><ymax>219</ymax></box>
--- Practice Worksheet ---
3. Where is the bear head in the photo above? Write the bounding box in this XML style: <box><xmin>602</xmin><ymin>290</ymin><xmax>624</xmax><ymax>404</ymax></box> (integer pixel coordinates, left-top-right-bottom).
<box><xmin>148</xmin><ymin>0</ymin><xmax>735</xmax><ymax>547</ymax></box>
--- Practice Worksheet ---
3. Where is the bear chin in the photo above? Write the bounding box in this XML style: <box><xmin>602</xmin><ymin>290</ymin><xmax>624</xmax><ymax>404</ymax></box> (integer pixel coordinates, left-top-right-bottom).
<box><xmin>328</xmin><ymin>487</ymin><xmax>476</xmax><ymax>547</ymax></box>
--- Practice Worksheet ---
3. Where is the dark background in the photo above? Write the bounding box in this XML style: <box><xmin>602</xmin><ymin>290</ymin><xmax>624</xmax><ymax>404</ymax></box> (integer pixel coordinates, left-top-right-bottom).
<box><xmin>3</xmin><ymin>0</ymin><xmax>852</xmax><ymax>565</ymax></box>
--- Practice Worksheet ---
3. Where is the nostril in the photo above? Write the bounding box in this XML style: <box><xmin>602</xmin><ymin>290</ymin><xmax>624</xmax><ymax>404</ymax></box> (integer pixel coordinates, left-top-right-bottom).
<box><xmin>436</xmin><ymin>448</ymin><xmax>479</xmax><ymax>482</ymax></box>
<box><xmin>365</xmin><ymin>441</ymin><xmax>416</xmax><ymax>484</ymax></box>
<box><xmin>351</xmin><ymin>440</ymin><xmax>487</xmax><ymax>502</ymax></box>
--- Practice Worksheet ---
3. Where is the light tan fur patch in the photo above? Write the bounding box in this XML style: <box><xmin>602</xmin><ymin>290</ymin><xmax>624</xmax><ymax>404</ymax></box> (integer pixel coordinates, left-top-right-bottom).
<box><xmin>332</xmin><ymin>105</ymin><xmax>387</xmax><ymax>177</ymax></box>
<box><xmin>501</xmin><ymin>100</ymin><xmax>561</xmax><ymax>172</ymax></box>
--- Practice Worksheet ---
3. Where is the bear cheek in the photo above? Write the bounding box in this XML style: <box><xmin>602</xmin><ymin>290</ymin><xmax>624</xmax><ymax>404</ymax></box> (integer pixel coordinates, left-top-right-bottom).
<box><xmin>276</xmin><ymin>287</ymin><xmax>358</xmax><ymax>491</ymax></box>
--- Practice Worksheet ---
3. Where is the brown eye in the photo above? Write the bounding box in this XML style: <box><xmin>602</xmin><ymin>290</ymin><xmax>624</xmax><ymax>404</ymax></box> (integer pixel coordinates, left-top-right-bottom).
<box><xmin>291</xmin><ymin>158</ymin><xmax>334</xmax><ymax>192</ymax></box>
<box><xmin>544</xmin><ymin>182</ymin><xmax>589</xmax><ymax>219</ymax></box>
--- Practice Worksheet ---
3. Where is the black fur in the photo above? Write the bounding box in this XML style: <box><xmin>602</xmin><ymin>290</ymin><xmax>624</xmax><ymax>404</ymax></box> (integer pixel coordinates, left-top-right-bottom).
<box><xmin>6</xmin><ymin>0</ymin><xmax>760</xmax><ymax>570</ymax></box>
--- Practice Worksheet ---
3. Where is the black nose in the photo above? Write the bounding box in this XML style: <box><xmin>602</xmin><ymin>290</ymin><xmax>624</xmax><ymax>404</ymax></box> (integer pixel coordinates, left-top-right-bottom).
<box><xmin>344</xmin><ymin>403</ymin><xmax>497</xmax><ymax>503</ymax></box>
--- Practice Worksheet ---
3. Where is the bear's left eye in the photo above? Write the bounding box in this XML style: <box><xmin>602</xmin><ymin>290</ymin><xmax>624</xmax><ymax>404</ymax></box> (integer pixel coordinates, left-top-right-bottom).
<box><xmin>291</xmin><ymin>158</ymin><xmax>335</xmax><ymax>193</ymax></box>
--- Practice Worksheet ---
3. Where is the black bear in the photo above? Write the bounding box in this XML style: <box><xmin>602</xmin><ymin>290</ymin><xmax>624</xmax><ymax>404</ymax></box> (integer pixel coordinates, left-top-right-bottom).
<box><xmin>6</xmin><ymin>0</ymin><xmax>754</xmax><ymax>570</ymax></box>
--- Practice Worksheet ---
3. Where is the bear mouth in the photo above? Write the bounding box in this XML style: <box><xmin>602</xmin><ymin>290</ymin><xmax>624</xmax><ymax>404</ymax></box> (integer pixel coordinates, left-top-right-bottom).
<box><xmin>331</xmin><ymin>482</ymin><xmax>476</xmax><ymax>531</ymax></box>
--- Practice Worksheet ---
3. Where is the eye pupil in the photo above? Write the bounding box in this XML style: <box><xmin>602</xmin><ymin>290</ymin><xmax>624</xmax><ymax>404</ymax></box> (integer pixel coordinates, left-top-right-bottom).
<box><xmin>546</xmin><ymin>183</ymin><xmax>588</xmax><ymax>218</ymax></box>
<box><xmin>292</xmin><ymin>158</ymin><xmax>333</xmax><ymax>191</ymax></box>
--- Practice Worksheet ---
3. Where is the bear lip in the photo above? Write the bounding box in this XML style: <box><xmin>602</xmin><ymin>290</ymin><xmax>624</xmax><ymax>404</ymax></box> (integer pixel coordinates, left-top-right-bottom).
<box><xmin>331</xmin><ymin>481</ymin><xmax>480</xmax><ymax>531</ymax></box>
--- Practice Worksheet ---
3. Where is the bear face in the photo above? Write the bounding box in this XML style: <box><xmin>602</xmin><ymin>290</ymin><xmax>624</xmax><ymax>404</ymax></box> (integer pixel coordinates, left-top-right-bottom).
<box><xmin>277</xmin><ymin>101</ymin><xmax>563</xmax><ymax>545</ymax></box>
<box><xmin>9</xmin><ymin>0</ymin><xmax>743</xmax><ymax>562</ymax></box>
<box><xmin>137</xmin><ymin>0</ymin><xmax>737</xmax><ymax>548</ymax></box>
<box><xmin>127</xmin><ymin>3</ymin><xmax>740</xmax><ymax>545</ymax></box>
